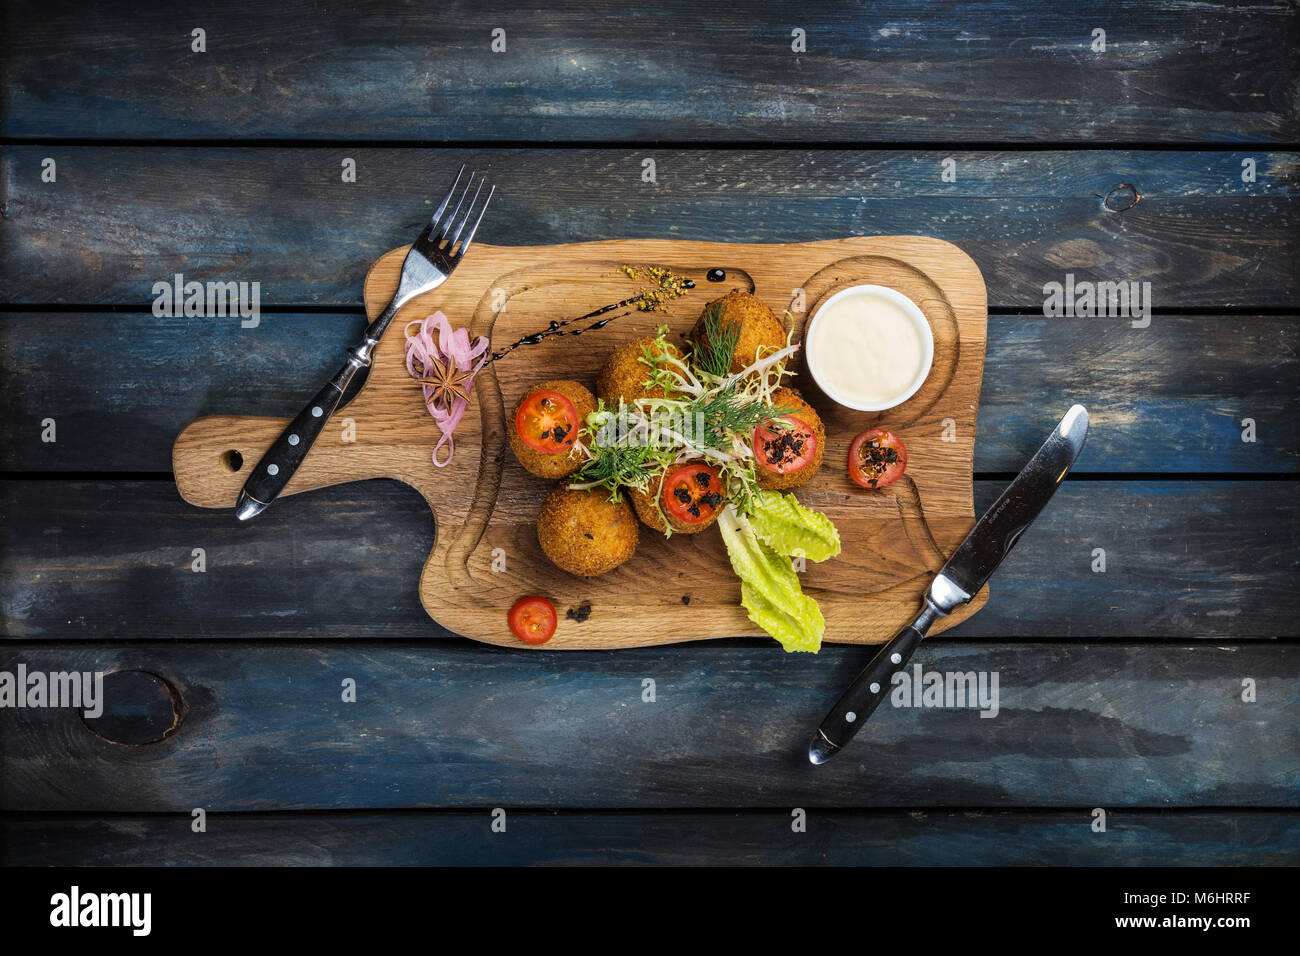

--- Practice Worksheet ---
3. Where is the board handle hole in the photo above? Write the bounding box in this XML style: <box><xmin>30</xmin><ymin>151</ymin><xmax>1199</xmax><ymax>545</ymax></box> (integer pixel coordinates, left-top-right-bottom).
<box><xmin>220</xmin><ymin>449</ymin><xmax>244</xmax><ymax>472</ymax></box>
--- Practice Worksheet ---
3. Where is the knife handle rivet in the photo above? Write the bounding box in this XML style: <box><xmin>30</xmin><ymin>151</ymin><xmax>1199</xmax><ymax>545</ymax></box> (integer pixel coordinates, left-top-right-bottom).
<box><xmin>267</xmin><ymin>464</ymin><xmax>279</xmax><ymax>476</ymax></box>
<box><xmin>312</xmin><ymin>406</ymin><xmax>324</xmax><ymax>417</ymax></box>
<box><xmin>890</xmin><ymin>653</ymin><xmax>902</xmax><ymax>664</ymax></box>
<box><xmin>845</xmin><ymin>711</ymin><xmax>857</xmax><ymax>723</ymax></box>
<box><xmin>869</xmin><ymin>682</ymin><xmax>880</xmax><ymax>694</ymax></box>
<box><xmin>288</xmin><ymin>434</ymin><xmax>300</xmax><ymax>446</ymax></box>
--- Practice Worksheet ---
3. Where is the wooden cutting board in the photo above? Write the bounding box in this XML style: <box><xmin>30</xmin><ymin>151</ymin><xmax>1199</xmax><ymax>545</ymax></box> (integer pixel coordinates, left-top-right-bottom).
<box><xmin>174</xmin><ymin>237</ymin><xmax>988</xmax><ymax>649</ymax></box>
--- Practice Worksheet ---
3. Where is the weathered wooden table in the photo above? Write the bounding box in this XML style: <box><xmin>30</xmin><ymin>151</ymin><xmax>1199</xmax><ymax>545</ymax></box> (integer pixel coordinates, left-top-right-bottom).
<box><xmin>1</xmin><ymin>1</ymin><xmax>1296</xmax><ymax>865</ymax></box>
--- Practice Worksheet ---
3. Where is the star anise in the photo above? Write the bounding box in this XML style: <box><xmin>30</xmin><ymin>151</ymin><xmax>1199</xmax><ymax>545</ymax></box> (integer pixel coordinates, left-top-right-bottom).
<box><xmin>415</xmin><ymin>354</ymin><xmax>473</xmax><ymax>413</ymax></box>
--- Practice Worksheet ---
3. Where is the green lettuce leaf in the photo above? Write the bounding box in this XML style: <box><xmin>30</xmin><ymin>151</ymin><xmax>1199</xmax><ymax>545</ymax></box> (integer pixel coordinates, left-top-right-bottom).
<box><xmin>740</xmin><ymin>582</ymin><xmax>825</xmax><ymax>654</ymax></box>
<box><xmin>718</xmin><ymin>505</ymin><xmax>825</xmax><ymax>653</ymax></box>
<box><xmin>748</xmin><ymin>490</ymin><xmax>841</xmax><ymax>563</ymax></box>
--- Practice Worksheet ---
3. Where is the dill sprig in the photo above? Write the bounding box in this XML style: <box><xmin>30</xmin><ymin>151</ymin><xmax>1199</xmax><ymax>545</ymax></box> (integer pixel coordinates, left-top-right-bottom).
<box><xmin>687</xmin><ymin>386</ymin><xmax>796</xmax><ymax>451</ymax></box>
<box><xmin>570</xmin><ymin>401</ymin><xmax>675</xmax><ymax>501</ymax></box>
<box><xmin>572</xmin><ymin>443</ymin><xmax>667</xmax><ymax>501</ymax></box>
<box><xmin>692</xmin><ymin>303</ymin><xmax>741</xmax><ymax>379</ymax></box>
<box><xmin>566</xmin><ymin>317</ymin><xmax>799</xmax><ymax>512</ymax></box>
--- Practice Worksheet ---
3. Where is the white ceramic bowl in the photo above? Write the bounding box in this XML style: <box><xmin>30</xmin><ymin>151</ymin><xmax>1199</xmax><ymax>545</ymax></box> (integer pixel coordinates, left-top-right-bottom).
<box><xmin>804</xmin><ymin>284</ymin><xmax>934</xmax><ymax>412</ymax></box>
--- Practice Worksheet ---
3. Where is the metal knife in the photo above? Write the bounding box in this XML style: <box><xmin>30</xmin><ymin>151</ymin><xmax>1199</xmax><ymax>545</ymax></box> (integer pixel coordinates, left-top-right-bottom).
<box><xmin>808</xmin><ymin>403</ymin><xmax>1090</xmax><ymax>764</ymax></box>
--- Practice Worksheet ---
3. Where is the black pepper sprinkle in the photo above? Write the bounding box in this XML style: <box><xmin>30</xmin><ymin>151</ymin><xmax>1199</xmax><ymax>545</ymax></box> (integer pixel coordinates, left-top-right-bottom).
<box><xmin>762</xmin><ymin>425</ymin><xmax>810</xmax><ymax>467</ymax></box>
<box><xmin>681</xmin><ymin>595</ymin><xmax>691</xmax><ymax>605</ymax></box>
<box><xmin>858</xmin><ymin>438</ymin><xmax>900</xmax><ymax>472</ymax></box>
<box><xmin>566</xmin><ymin>603</ymin><xmax>592</xmax><ymax>623</ymax></box>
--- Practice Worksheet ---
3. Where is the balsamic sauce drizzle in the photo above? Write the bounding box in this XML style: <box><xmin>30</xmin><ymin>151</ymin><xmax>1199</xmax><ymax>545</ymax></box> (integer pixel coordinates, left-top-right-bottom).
<box><xmin>487</xmin><ymin>275</ymin><xmax>709</xmax><ymax>363</ymax></box>
<box><xmin>488</xmin><ymin>295</ymin><xmax>642</xmax><ymax>361</ymax></box>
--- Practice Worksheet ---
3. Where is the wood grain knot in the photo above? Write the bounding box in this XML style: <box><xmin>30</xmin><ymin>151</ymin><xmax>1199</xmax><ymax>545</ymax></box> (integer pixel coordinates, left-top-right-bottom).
<box><xmin>1101</xmin><ymin>184</ymin><xmax>1141</xmax><ymax>212</ymax></box>
<box><xmin>81</xmin><ymin>670</ymin><xmax>187</xmax><ymax>745</ymax></box>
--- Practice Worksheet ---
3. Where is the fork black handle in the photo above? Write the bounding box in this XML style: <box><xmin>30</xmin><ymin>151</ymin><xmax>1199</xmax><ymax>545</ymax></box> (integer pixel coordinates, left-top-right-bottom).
<box><xmin>232</xmin><ymin>164</ymin><xmax>494</xmax><ymax>522</ymax></box>
<box><xmin>235</xmin><ymin>294</ymin><xmax>406</xmax><ymax>520</ymax></box>
<box><xmin>234</xmin><ymin>357</ymin><xmax>363</xmax><ymax>521</ymax></box>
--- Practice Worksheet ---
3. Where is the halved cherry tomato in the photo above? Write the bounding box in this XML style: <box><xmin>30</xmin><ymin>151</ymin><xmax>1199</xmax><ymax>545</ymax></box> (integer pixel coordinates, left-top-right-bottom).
<box><xmin>662</xmin><ymin>462</ymin><xmax>725</xmax><ymax>526</ymax></box>
<box><xmin>508</xmin><ymin>595</ymin><xmax>558</xmax><ymax>645</ymax></box>
<box><xmin>515</xmin><ymin>390</ymin><xmax>580</xmax><ymax>454</ymax></box>
<box><xmin>848</xmin><ymin>429</ymin><xmax>907</xmax><ymax>489</ymax></box>
<box><xmin>753</xmin><ymin>416</ymin><xmax>818</xmax><ymax>475</ymax></box>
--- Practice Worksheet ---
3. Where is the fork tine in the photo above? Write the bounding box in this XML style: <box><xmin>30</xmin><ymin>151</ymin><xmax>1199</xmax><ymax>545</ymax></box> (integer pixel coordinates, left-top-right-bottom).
<box><xmin>434</xmin><ymin>172</ymin><xmax>476</xmax><ymax>245</ymax></box>
<box><xmin>426</xmin><ymin>164</ymin><xmax>466</xmax><ymax>234</ymax></box>
<box><xmin>455</xmin><ymin>183</ymin><xmax>494</xmax><ymax>258</ymax></box>
<box><xmin>449</xmin><ymin>179</ymin><xmax>485</xmax><ymax>248</ymax></box>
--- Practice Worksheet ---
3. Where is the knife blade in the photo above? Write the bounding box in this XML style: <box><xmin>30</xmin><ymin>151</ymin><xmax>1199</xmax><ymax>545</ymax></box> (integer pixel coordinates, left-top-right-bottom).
<box><xmin>808</xmin><ymin>404</ymin><xmax>1090</xmax><ymax>764</ymax></box>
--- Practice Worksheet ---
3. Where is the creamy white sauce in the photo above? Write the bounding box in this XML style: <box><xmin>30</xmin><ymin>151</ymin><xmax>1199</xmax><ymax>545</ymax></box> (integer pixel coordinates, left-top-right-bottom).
<box><xmin>808</xmin><ymin>291</ymin><xmax>927</xmax><ymax>406</ymax></box>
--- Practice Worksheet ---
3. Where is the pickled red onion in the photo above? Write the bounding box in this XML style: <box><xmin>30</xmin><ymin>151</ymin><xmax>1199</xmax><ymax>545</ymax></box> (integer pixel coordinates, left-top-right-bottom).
<box><xmin>404</xmin><ymin>311</ymin><xmax>490</xmax><ymax>467</ymax></box>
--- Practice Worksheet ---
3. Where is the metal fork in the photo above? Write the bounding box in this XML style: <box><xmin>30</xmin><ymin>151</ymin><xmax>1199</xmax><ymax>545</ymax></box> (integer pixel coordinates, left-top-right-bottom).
<box><xmin>235</xmin><ymin>165</ymin><xmax>494</xmax><ymax>520</ymax></box>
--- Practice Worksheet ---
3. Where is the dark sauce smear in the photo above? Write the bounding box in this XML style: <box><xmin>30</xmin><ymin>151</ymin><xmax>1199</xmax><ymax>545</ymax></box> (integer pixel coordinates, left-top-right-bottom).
<box><xmin>488</xmin><ymin>276</ymin><xmax>699</xmax><ymax>362</ymax></box>
<box><xmin>489</xmin><ymin>296</ymin><xmax>640</xmax><ymax>360</ymax></box>
<box><xmin>707</xmin><ymin>268</ymin><xmax>726</xmax><ymax>282</ymax></box>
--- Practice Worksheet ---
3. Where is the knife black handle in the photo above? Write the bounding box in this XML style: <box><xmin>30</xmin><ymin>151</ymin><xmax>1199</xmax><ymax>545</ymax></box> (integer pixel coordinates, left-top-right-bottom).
<box><xmin>808</xmin><ymin>623</ymin><xmax>925</xmax><ymax>764</ymax></box>
<box><xmin>234</xmin><ymin>358</ymin><xmax>360</xmax><ymax>520</ymax></box>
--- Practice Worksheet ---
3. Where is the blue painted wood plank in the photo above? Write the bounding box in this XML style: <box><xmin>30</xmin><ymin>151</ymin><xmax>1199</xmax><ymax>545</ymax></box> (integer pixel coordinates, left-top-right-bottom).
<box><xmin>976</xmin><ymin>316</ymin><xmax>1300</xmax><ymax>475</ymax></box>
<box><xmin>0</xmin><ymin>643</ymin><xmax>1294</xmax><ymax>810</ymax></box>
<box><xmin>3</xmin><ymin>809</ymin><xmax>1295</xmax><ymax>866</ymax></box>
<box><xmin>2</xmin><ymin>1</ymin><xmax>1296</xmax><ymax>142</ymax></box>
<box><xmin>1</xmin><ymin>148</ymin><xmax>1294</xmax><ymax>308</ymax></box>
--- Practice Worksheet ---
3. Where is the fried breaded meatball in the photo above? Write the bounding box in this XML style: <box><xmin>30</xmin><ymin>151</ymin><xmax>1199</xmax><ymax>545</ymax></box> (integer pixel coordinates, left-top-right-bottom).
<box><xmin>536</xmin><ymin>485</ymin><xmax>639</xmax><ymax>576</ymax></box>
<box><xmin>689</xmin><ymin>291</ymin><xmax>787</xmax><ymax>374</ymax></box>
<box><xmin>509</xmin><ymin>380</ymin><xmax>597</xmax><ymax>479</ymax></box>
<box><xmin>596</xmin><ymin>337</ymin><xmax>686</xmax><ymax>405</ymax></box>
<box><xmin>753</xmin><ymin>387</ymin><xmax>825</xmax><ymax>491</ymax></box>
<box><xmin>630</xmin><ymin>461</ymin><xmax>725</xmax><ymax>535</ymax></box>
